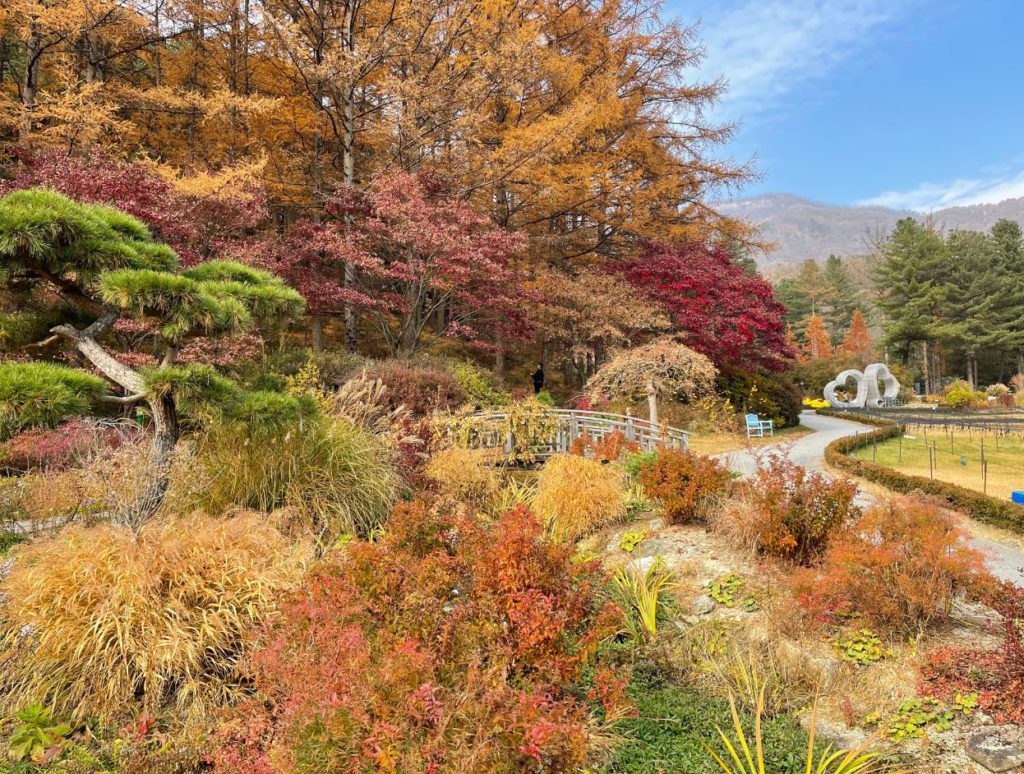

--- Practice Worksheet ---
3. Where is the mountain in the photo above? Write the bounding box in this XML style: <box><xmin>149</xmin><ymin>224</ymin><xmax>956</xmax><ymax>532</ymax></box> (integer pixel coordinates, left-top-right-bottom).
<box><xmin>719</xmin><ymin>193</ymin><xmax>1024</xmax><ymax>269</ymax></box>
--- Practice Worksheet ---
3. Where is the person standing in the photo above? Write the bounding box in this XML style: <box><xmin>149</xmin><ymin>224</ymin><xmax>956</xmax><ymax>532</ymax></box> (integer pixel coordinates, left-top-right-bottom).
<box><xmin>532</xmin><ymin>363</ymin><xmax>545</xmax><ymax>394</ymax></box>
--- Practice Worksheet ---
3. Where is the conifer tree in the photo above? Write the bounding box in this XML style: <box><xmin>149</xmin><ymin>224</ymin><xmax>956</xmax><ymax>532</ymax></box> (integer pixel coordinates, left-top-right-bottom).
<box><xmin>803</xmin><ymin>315</ymin><xmax>833</xmax><ymax>360</ymax></box>
<box><xmin>0</xmin><ymin>189</ymin><xmax>304</xmax><ymax>526</ymax></box>
<box><xmin>840</xmin><ymin>308</ymin><xmax>874</xmax><ymax>360</ymax></box>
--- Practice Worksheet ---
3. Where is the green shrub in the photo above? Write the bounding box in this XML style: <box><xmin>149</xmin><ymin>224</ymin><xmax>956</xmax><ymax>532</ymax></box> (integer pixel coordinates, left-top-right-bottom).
<box><xmin>940</xmin><ymin>380</ymin><xmax>986</xmax><ymax>409</ymax></box>
<box><xmin>715</xmin><ymin>370</ymin><xmax>802</xmax><ymax>428</ymax></box>
<box><xmin>180</xmin><ymin>413</ymin><xmax>402</xmax><ymax>545</ymax></box>
<box><xmin>448</xmin><ymin>360</ymin><xmax>511</xmax><ymax>407</ymax></box>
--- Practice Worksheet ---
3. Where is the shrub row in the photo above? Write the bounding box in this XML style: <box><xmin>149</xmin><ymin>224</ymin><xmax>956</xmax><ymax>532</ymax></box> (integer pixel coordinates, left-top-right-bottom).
<box><xmin>820</xmin><ymin>411</ymin><xmax>1024</xmax><ymax>534</ymax></box>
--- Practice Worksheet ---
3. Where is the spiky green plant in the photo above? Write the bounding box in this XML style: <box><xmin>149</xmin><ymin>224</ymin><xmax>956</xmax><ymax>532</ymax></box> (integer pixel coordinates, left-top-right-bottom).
<box><xmin>612</xmin><ymin>557</ymin><xmax>677</xmax><ymax>641</ymax></box>
<box><xmin>706</xmin><ymin>686</ymin><xmax>887</xmax><ymax>774</ymax></box>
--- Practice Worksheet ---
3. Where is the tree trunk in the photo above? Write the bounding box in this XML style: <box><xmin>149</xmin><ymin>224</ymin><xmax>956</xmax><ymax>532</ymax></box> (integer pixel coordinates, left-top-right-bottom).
<box><xmin>21</xmin><ymin>26</ymin><xmax>41</xmax><ymax>140</ymax></box>
<box><xmin>126</xmin><ymin>392</ymin><xmax>179</xmax><ymax>530</ymax></box>
<box><xmin>921</xmin><ymin>340</ymin><xmax>931</xmax><ymax>395</ymax></box>
<box><xmin>646</xmin><ymin>379</ymin><xmax>658</xmax><ymax>425</ymax></box>
<box><xmin>311</xmin><ymin>314</ymin><xmax>324</xmax><ymax>351</ymax></box>
<box><xmin>341</xmin><ymin>3</ymin><xmax>359</xmax><ymax>353</ymax></box>
<box><xmin>52</xmin><ymin>316</ymin><xmax>178</xmax><ymax>529</ymax></box>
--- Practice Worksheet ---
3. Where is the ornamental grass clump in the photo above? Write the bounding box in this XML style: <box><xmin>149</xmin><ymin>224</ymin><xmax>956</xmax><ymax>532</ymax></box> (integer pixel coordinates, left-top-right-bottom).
<box><xmin>0</xmin><ymin>514</ymin><xmax>306</xmax><ymax>727</ymax></box>
<box><xmin>532</xmin><ymin>454</ymin><xmax>626</xmax><ymax>542</ymax></box>
<box><xmin>180</xmin><ymin>412</ymin><xmax>401</xmax><ymax>547</ymax></box>
<box><xmin>424</xmin><ymin>445</ymin><xmax>500</xmax><ymax>507</ymax></box>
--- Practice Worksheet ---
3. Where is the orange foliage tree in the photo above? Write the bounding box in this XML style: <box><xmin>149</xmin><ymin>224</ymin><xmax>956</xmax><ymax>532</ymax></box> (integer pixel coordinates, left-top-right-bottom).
<box><xmin>803</xmin><ymin>314</ymin><xmax>833</xmax><ymax>360</ymax></box>
<box><xmin>840</xmin><ymin>308</ymin><xmax>874</xmax><ymax>360</ymax></box>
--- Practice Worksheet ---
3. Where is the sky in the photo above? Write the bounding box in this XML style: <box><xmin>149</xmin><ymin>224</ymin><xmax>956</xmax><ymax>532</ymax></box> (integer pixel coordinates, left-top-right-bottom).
<box><xmin>665</xmin><ymin>0</ymin><xmax>1024</xmax><ymax>210</ymax></box>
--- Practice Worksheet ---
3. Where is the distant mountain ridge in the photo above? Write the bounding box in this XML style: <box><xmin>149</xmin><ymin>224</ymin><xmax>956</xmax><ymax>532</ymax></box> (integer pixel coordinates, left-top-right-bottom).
<box><xmin>719</xmin><ymin>193</ymin><xmax>1024</xmax><ymax>268</ymax></box>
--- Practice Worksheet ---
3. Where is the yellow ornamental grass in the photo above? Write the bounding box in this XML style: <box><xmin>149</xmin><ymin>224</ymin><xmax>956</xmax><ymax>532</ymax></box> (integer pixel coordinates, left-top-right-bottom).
<box><xmin>532</xmin><ymin>454</ymin><xmax>627</xmax><ymax>542</ymax></box>
<box><xmin>0</xmin><ymin>514</ymin><xmax>307</xmax><ymax>728</ymax></box>
<box><xmin>424</xmin><ymin>446</ymin><xmax>501</xmax><ymax>507</ymax></box>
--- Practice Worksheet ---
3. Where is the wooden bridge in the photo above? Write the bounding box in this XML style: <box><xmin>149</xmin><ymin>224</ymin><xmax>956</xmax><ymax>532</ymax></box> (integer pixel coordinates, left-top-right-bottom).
<box><xmin>463</xmin><ymin>408</ymin><xmax>689</xmax><ymax>461</ymax></box>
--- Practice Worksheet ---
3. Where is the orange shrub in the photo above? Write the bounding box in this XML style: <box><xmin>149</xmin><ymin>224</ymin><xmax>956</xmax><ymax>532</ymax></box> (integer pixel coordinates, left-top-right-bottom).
<box><xmin>791</xmin><ymin>496</ymin><xmax>989</xmax><ymax>633</ymax></box>
<box><xmin>637</xmin><ymin>448</ymin><xmax>731</xmax><ymax>525</ymax></box>
<box><xmin>569</xmin><ymin>430</ymin><xmax>640</xmax><ymax>462</ymax></box>
<box><xmin>729</xmin><ymin>454</ymin><xmax>858</xmax><ymax>565</ymax></box>
<box><xmin>211</xmin><ymin>500</ymin><xmax>627</xmax><ymax>773</ymax></box>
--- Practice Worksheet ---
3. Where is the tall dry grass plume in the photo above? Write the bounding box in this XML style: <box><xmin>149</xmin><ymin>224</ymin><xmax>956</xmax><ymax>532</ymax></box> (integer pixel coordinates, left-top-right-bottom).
<box><xmin>424</xmin><ymin>446</ymin><xmax>501</xmax><ymax>507</ymax></box>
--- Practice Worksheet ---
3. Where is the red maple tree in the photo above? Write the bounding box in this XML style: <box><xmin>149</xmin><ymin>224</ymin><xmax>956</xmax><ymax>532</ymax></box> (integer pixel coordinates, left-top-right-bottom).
<box><xmin>616</xmin><ymin>241</ymin><xmax>793</xmax><ymax>371</ymax></box>
<box><xmin>326</xmin><ymin>170</ymin><xmax>531</xmax><ymax>355</ymax></box>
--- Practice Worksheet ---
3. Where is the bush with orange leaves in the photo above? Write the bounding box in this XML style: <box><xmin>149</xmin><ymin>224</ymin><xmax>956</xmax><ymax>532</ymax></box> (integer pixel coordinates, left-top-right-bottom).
<box><xmin>720</xmin><ymin>454</ymin><xmax>858</xmax><ymax>565</ymax></box>
<box><xmin>211</xmin><ymin>500</ymin><xmax>629</xmax><ymax>774</ymax></box>
<box><xmin>791</xmin><ymin>496</ymin><xmax>989</xmax><ymax>634</ymax></box>
<box><xmin>637</xmin><ymin>448</ymin><xmax>731</xmax><ymax>525</ymax></box>
<box><xmin>569</xmin><ymin>430</ymin><xmax>640</xmax><ymax>462</ymax></box>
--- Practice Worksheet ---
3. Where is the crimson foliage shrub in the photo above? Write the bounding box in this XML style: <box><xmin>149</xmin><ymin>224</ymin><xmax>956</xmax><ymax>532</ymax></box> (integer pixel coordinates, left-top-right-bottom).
<box><xmin>212</xmin><ymin>501</ymin><xmax>627</xmax><ymax>773</ymax></box>
<box><xmin>362</xmin><ymin>360</ymin><xmax>467</xmax><ymax>416</ymax></box>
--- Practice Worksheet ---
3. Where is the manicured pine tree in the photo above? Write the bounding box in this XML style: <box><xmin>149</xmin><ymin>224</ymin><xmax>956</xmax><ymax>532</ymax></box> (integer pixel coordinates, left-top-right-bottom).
<box><xmin>0</xmin><ymin>189</ymin><xmax>304</xmax><ymax>526</ymax></box>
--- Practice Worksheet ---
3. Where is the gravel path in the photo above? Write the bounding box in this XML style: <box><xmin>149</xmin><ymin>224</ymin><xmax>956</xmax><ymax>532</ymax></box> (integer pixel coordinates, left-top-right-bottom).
<box><xmin>716</xmin><ymin>410</ymin><xmax>1024</xmax><ymax>586</ymax></box>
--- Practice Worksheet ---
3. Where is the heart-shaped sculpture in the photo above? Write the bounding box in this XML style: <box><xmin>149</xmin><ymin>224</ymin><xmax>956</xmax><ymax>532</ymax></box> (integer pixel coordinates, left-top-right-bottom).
<box><xmin>824</xmin><ymin>363</ymin><xmax>901</xmax><ymax>409</ymax></box>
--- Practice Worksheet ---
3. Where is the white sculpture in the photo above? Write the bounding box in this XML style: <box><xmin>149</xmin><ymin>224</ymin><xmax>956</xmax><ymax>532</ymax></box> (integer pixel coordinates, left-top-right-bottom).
<box><xmin>824</xmin><ymin>363</ymin><xmax>900</xmax><ymax>409</ymax></box>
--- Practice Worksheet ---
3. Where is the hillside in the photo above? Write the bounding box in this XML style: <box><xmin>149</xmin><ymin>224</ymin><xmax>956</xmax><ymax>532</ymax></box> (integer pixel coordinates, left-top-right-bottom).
<box><xmin>720</xmin><ymin>193</ymin><xmax>1024</xmax><ymax>267</ymax></box>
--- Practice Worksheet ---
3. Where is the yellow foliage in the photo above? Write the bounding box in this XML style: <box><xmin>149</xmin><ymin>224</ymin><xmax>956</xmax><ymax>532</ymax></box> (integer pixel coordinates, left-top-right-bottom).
<box><xmin>532</xmin><ymin>454</ymin><xmax>626</xmax><ymax>542</ymax></box>
<box><xmin>0</xmin><ymin>514</ymin><xmax>307</xmax><ymax>727</ymax></box>
<box><xmin>424</xmin><ymin>446</ymin><xmax>501</xmax><ymax>506</ymax></box>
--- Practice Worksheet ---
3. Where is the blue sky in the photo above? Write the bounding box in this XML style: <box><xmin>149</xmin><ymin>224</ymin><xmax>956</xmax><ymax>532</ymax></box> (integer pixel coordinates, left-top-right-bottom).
<box><xmin>666</xmin><ymin>0</ymin><xmax>1024</xmax><ymax>210</ymax></box>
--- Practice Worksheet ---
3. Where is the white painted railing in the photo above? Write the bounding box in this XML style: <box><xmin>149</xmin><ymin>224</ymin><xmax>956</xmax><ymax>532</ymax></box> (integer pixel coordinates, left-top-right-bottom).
<box><xmin>463</xmin><ymin>408</ymin><xmax>689</xmax><ymax>460</ymax></box>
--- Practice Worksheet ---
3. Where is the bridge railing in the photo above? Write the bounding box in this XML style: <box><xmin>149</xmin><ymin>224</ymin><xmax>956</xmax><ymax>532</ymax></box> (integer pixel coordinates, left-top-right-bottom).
<box><xmin>458</xmin><ymin>408</ymin><xmax>689</xmax><ymax>461</ymax></box>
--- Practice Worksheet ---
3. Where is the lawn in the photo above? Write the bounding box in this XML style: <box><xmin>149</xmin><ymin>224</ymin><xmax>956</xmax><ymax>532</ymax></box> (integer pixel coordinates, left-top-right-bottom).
<box><xmin>849</xmin><ymin>428</ymin><xmax>1024</xmax><ymax>501</ymax></box>
<box><xmin>687</xmin><ymin>423</ymin><xmax>814</xmax><ymax>456</ymax></box>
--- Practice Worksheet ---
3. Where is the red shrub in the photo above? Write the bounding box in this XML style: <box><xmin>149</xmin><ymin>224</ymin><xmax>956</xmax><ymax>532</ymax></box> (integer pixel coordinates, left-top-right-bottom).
<box><xmin>792</xmin><ymin>497</ymin><xmax>989</xmax><ymax>633</ymax></box>
<box><xmin>0</xmin><ymin>419</ymin><xmax>142</xmax><ymax>473</ymax></box>
<box><xmin>739</xmin><ymin>455</ymin><xmax>859</xmax><ymax>565</ymax></box>
<box><xmin>569</xmin><ymin>430</ymin><xmax>639</xmax><ymax>462</ymax></box>
<box><xmin>919</xmin><ymin>582</ymin><xmax>1024</xmax><ymax>723</ymax></box>
<box><xmin>210</xmin><ymin>501</ymin><xmax>625</xmax><ymax>773</ymax></box>
<box><xmin>638</xmin><ymin>448</ymin><xmax>731</xmax><ymax>524</ymax></box>
<box><xmin>362</xmin><ymin>360</ymin><xmax>467</xmax><ymax>416</ymax></box>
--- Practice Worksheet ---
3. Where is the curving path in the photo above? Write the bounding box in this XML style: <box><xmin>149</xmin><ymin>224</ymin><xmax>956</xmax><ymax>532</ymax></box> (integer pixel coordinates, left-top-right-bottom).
<box><xmin>717</xmin><ymin>410</ymin><xmax>1024</xmax><ymax>586</ymax></box>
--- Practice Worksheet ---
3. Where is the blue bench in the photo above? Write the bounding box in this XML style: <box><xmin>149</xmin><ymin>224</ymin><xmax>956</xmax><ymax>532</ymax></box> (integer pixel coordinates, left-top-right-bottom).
<box><xmin>745</xmin><ymin>413</ymin><xmax>774</xmax><ymax>438</ymax></box>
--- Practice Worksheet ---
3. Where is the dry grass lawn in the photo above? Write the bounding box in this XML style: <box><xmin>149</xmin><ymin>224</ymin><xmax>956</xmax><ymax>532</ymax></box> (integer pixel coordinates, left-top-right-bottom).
<box><xmin>687</xmin><ymin>424</ymin><xmax>814</xmax><ymax>456</ymax></box>
<box><xmin>849</xmin><ymin>428</ymin><xmax>1024</xmax><ymax>501</ymax></box>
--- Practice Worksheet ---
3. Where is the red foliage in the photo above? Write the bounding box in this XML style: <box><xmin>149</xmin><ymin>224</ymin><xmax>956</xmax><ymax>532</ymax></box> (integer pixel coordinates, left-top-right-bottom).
<box><xmin>569</xmin><ymin>430</ymin><xmax>639</xmax><ymax>462</ymax></box>
<box><xmin>637</xmin><ymin>448</ymin><xmax>732</xmax><ymax>525</ymax></box>
<box><xmin>791</xmin><ymin>497</ymin><xmax>989</xmax><ymax>633</ymax></box>
<box><xmin>919</xmin><ymin>582</ymin><xmax>1024</xmax><ymax>723</ymax></box>
<box><xmin>361</xmin><ymin>360</ymin><xmax>468</xmax><ymax>416</ymax></box>
<box><xmin>615</xmin><ymin>241</ymin><xmax>793</xmax><ymax>371</ymax></box>
<box><xmin>0</xmin><ymin>419</ymin><xmax>142</xmax><ymax>472</ymax></box>
<box><xmin>740</xmin><ymin>454</ymin><xmax>859</xmax><ymax>565</ymax></box>
<box><xmin>0</xmin><ymin>148</ymin><xmax>263</xmax><ymax>266</ymax></box>
<box><xmin>325</xmin><ymin>171</ymin><xmax>532</xmax><ymax>353</ymax></box>
<box><xmin>210</xmin><ymin>501</ymin><xmax>625</xmax><ymax>773</ymax></box>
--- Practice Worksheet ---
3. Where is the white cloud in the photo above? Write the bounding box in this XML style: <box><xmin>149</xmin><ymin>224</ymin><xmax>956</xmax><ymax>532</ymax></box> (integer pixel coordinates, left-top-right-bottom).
<box><xmin>687</xmin><ymin>0</ymin><xmax>915</xmax><ymax>121</ymax></box>
<box><xmin>857</xmin><ymin>171</ymin><xmax>1024</xmax><ymax>211</ymax></box>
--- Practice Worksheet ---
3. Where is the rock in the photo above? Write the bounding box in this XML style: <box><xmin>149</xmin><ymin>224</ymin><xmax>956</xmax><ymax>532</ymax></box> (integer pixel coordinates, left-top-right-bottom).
<box><xmin>951</xmin><ymin>597</ymin><xmax>1003</xmax><ymax>629</ymax></box>
<box><xmin>775</xmin><ymin>639</ymin><xmax>841</xmax><ymax>690</ymax></box>
<box><xmin>965</xmin><ymin>725</ymin><xmax>1024</xmax><ymax>773</ymax></box>
<box><xmin>689</xmin><ymin>594</ymin><xmax>716</xmax><ymax>616</ymax></box>
<box><xmin>801</xmin><ymin>716</ymin><xmax>867</xmax><ymax>750</ymax></box>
